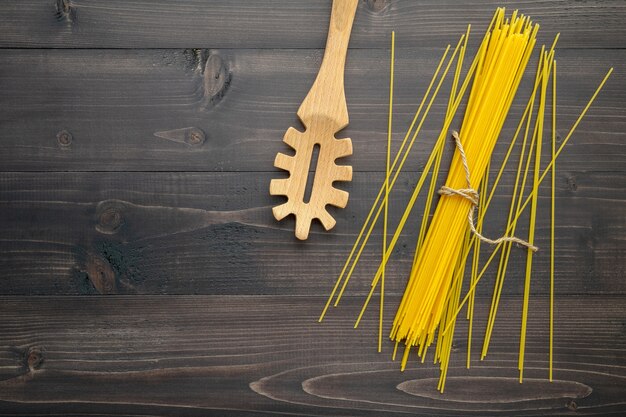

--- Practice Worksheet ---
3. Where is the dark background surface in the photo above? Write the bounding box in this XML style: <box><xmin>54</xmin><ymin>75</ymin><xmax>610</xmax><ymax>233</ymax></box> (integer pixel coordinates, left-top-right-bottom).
<box><xmin>0</xmin><ymin>1</ymin><xmax>625</xmax><ymax>415</ymax></box>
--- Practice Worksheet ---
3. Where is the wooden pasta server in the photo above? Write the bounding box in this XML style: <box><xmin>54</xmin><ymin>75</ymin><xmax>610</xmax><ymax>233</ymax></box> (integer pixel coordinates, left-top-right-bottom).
<box><xmin>270</xmin><ymin>0</ymin><xmax>358</xmax><ymax>240</ymax></box>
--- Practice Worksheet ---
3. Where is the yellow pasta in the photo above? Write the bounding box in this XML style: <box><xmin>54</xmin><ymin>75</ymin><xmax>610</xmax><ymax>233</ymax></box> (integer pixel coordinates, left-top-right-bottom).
<box><xmin>413</xmin><ymin>26</ymin><xmax>470</xmax><ymax>269</ymax></box>
<box><xmin>442</xmin><ymin>67</ymin><xmax>613</xmax><ymax>345</ymax></box>
<box><xmin>482</xmin><ymin>46</ymin><xmax>556</xmax><ymax>358</ymax></box>
<box><xmin>336</xmin><ymin>33</ymin><xmax>468</xmax><ymax>308</ymax></box>
<box><xmin>319</xmin><ymin>39</ymin><xmax>460</xmax><ymax>321</ymax></box>
<box><xmin>353</xmin><ymin>30</ymin><xmax>480</xmax><ymax>328</ymax></box>
<box><xmin>520</xmin><ymin>49</ymin><xmax>552</xmax><ymax>381</ymax></box>
<box><xmin>467</xmin><ymin>161</ymin><xmax>490</xmax><ymax>368</ymax></box>
<box><xmin>391</xmin><ymin>10</ymin><xmax>538</xmax><ymax>377</ymax></box>
<box><xmin>318</xmin><ymin>7</ymin><xmax>613</xmax><ymax>391</ymax></box>
<box><xmin>379</xmin><ymin>31</ymin><xmax>395</xmax><ymax>353</ymax></box>
<box><xmin>550</xmin><ymin>60</ymin><xmax>557</xmax><ymax>382</ymax></box>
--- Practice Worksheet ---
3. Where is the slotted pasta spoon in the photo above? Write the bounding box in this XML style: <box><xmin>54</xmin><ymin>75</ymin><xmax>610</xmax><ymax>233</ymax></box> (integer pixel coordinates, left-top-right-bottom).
<box><xmin>270</xmin><ymin>0</ymin><xmax>358</xmax><ymax>240</ymax></box>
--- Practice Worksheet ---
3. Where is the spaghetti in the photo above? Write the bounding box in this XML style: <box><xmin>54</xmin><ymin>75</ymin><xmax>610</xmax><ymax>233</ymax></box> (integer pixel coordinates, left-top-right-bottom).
<box><xmin>391</xmin><ymin>10</ymin><xmax>538</xmax><ymax>370</ymax></box>
<box><xmin>318</xmin><ymin>7</ymin><xmax>613</xmax><ymax>392</ymax></box>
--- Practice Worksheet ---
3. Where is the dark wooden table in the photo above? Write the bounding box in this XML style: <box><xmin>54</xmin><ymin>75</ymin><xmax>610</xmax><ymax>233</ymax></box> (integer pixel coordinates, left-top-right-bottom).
<box><xmin>1</xmin><ymin>1</ymin><xmax>625</xmax><ymax>416</ymax></box>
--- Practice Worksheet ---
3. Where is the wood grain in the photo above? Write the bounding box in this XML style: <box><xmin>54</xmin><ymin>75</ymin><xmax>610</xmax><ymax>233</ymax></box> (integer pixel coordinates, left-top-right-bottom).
<box><xmin>0</xmin><ymin>0</ymin><xmax>625</xmax><ymax>49</ymax></box>
<box><xmin>0</xmin><ymin>48</ymin><xmax>623</xmax><ymax>172</ymax></box>
<box><xmin>0</xmin><ymin>295</ymin><xmax>624</xmax><ymax>416</ymax></box>
<box><xmin>0</xmin><ymin>170</ymin><xmax>623</xmax><ymax>296</ymax></box>
<box><xmin>0</xmin><ymin>1</ymin><xmax>624</xmax><ymax>415</ymax></box>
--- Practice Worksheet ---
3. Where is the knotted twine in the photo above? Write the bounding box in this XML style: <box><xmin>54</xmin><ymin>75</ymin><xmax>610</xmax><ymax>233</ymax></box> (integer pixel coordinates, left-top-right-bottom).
<box><xmin>438</xmin><ymin>131</ymin><xmax>539</xmax><ymax>252</ymax></box>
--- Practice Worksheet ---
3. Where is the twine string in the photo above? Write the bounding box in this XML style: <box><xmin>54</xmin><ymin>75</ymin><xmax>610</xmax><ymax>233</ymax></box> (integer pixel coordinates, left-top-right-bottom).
<box><xmin>438</xmin><ymin>131</ymin><xmax>539</xmax><ymax>252</ymax></box>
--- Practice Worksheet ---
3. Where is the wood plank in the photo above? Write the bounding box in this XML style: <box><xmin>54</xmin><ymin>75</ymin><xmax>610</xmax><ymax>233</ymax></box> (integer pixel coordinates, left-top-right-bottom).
<box><xmin>0</xmin><ymin>1</ymin><xmax>623</xmax><ymax>415</ymax></box>
<box><xmin>0</xmin><ymin>0</ymin><xmax>625</xmax><ymax>49</ymax></box>
<box><xmin>0</xmin><ymin>295</ymin><xmax>624</xmax><ymax>416</ymax></box>
<box><xmin>0</xmin><ymin>171</ymin><xmax>623</xmax><ymax>296</ymax></box>
<box><xmin>0</xmin><ymin>48</ymin><xmax>623</xmax><ymax>172</ymax></box>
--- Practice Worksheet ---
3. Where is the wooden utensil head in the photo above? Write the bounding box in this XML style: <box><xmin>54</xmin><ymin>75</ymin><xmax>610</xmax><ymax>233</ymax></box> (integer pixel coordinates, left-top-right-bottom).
<box><xmin>270</xmin><ymin>122</ymin><xmax>352</xmax><ymax>240</ymax></box>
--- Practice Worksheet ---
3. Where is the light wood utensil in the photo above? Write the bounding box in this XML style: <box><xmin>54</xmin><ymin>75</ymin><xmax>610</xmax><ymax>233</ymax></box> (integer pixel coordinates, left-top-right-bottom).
<box><xmin>270</xmin><ymin>0</ymin><xmax>359</xmax><ymax>240</ymax></box>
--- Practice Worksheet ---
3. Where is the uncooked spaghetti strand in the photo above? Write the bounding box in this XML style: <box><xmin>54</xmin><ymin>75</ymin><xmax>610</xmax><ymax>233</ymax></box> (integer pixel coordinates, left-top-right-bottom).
<box><xmin>483</xmin><ymin>119</ymin><xmax>536</xmax><ymax>357</ymax></box>
<box><xmin>479</xmin><ymin>65</ymin><xmax>546</xmax><ymax>350</ymax></box>
<box><xmin>516</xmin><ymin>51</ymin><xmax>553</xmax><ymax>372</ymax></box>
<box><xmin>380</xmin><ymin>30</ymin><xmax>395</xmax><ymax>353</ymax></box>
<box><xmin>535</xmin><ymin>67</ymin><xmax>612</xmax><ymax>194</ymax></box>
<box><xmin>550</xmin><ymin>60</ymin><xmax>557</xmax><ymax>382</ymax></box>
<box><xmin>392</xmin><ymin>340</ymin><xmax>399</xmax><ymax>361</ymax></box>
<box><xmin>520</xmin><ymin>50</ymin><xmax>550</xmax><ymax>380</ymax></box>
<box><xmin>452</xmin><ymin>26</ymin><xmax>471</xmax><ymax>110</ymax></box>
<box><xmin>400</xmin><ymin>341</ymin><xmax>411</xmax><ymax>371</ymax></box>
<box><xmin>318</xmin><ymin>44</ymin><xmax>453</xmax><ymax>321</ymax></box>
<box><xmin>441</xmin><ymin>67</ymin><xmax>613</xmax><ymax>338</ymax></box>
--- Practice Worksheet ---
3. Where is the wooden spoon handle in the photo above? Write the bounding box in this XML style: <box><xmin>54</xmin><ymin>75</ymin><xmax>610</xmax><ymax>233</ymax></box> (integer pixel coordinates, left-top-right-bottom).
<box><xmin>297</xmin><ymin>0</ymin><xmax>359</xmax><ymax>131</ymax></box>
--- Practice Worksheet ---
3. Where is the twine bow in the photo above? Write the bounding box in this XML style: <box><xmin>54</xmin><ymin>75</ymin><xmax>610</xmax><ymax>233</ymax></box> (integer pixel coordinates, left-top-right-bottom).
<box><xmin>438</xmin><ymin>131</ymin><xmax>539</xmax><ymax>252</ymax></box>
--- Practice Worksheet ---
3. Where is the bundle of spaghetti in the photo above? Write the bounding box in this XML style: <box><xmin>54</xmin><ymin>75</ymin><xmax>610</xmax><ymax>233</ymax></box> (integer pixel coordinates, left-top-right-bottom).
<box><xmin>318</xmin><ymin>6</ymin><xmax>613</xmax><ymax>393</ymax></box>
<box><xmin>391</xmin><ymin>9</ymin><xmax>538</xmax><ymax>363</ymax></box>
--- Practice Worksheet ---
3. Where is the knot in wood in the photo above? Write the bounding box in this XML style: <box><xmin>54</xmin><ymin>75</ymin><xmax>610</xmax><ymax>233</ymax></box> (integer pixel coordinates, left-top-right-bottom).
<box><xmin>55</xmin><ymin>0</ymin><xmax>74</xmax><ymax>22</ymax></box>
<box><xmin>185</xmin><ymin>128</ymin><xmax>206</xmax><ymax>146</ymax></box>
<box><xmin>366</xmin><ymin>0</ymin><xmax>391</xmax><ymax>13</ymax></box>
<box><xmin>26</xmin><ymin>347</ymin><xmax>44</xmax><ymax>371</ymax></box>
<box><xmin>56</xmin><ymin>130</ymin><xmax>73</xmax><ymax>147</ymax></box>
<box><xmin>567</xmin><ymin>175</ymin><xmax>578</xmax><ymax>192</ymax></box>
<box><xmin>96</xmin><ymin>201</ymin><xmax>125</xmax><ymax>234</ymax></box>
<box><xmin>85</xmin><ymin>254</ymin><xmax>117</xmax><ymax>294</ymax></box>
<box><xmin>203</xmin><ymin>53</ymin><xmax>231</xmax><ymax>106</ymax></box>
<box><xmin>567</xmin><ymin>400</ymin><xmax>578</xmax><ymax>411</ymax></box>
